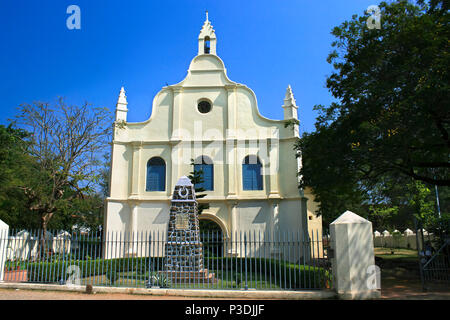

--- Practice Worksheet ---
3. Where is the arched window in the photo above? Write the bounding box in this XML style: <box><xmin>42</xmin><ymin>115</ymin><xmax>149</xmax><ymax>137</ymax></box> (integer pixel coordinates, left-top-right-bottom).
<box><xmin>146</xmin><ymin>157</ymin><xmax>166</xmax><ymax>191</ymax></box>
<box><xmin>204</xmin><ymin>36</ymin><xmax>210</xmax><ymax>54</ymax></box>
<box><xmin>194</xmin><ymin>156</ymin><xmax>214</xmax><ymax>191</ymax></box>
<box><xmin>242</xmin><ymin>155</ymin><xmax>263</xmax><ymax>190</ymax></box>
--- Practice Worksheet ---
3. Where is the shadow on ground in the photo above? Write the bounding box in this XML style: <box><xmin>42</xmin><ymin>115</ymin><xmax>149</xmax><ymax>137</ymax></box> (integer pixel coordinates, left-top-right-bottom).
<box><xmin>376</xmin><ymin>253</ymin><xmax>450</xmax><ymax>300</ymax></box>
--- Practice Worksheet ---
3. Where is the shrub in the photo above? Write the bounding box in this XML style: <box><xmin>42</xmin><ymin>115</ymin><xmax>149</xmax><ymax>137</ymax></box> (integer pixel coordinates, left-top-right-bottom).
<box><xmin>27</xmin><ymin>257</ymin><xmax>158</xmax><ymax>283</ymax></box>
<box><xmin>106</xmin><ymin>270</ymin><xmax>119</xmax><ymax>284</ymax></box>
<box><xmin>25</xmin><ymin>256</ymin><xmax>331</xmax><ymax>289</ymax></box>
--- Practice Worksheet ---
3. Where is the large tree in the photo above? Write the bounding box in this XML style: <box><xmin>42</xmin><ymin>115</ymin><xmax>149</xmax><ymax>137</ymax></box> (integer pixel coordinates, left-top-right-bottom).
<box><xmin>297</xmin><ymin>0</ymin><xmax>449</xmax><ymax>223</ymax></box>
<box><xmin>0</xmin><ymin>125</ymin><xmax>37</xmax><ymax>228</ymax></box>
<box><xmin>13</xmin><ymin>98</ymin><xmax>111</xmax><ymax>253</ymax></box>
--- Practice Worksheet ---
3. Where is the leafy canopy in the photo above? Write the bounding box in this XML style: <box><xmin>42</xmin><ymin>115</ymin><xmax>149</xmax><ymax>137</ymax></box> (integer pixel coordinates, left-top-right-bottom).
<box><xmin>297</xmin><ymin>0</ymin><xmax>449</xmax><ymax>226</ymax></box>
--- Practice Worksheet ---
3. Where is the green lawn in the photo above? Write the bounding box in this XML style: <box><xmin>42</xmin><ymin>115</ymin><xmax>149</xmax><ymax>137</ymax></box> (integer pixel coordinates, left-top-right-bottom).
<box><xmin>375</xmin><ymin>247</ymin><xmax>418</xmax><ymax>262</ymax></box>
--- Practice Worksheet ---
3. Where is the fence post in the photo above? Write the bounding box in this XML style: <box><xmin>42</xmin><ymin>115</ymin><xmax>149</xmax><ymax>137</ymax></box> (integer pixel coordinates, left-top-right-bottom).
<box><xmin>330</xmin><ymin>211</ymin><xmax>380</xmax><ymax>299</ymax></box>
<box><xmin>0</xmin><ymin>219</ymin><xmax>9</xmax><ymax>281</ymax></box>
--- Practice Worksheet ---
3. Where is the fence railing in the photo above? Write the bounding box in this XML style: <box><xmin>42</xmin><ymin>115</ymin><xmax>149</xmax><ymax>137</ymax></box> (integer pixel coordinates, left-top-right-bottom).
<box><xmin>421</xmin><ymin>239</ymin><xmax>450</xmax><ymax>287</ymax></box>
<box><xmin>0</xmin><ymin>229</ymin><xmax>332</xmax><ymax>291</ymax></box>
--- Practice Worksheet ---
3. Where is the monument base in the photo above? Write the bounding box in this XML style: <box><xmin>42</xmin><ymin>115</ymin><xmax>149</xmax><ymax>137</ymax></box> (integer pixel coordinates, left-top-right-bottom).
<box><xmin>160</xmin><ymin>269</ymin><xmax>216</xmax><ymax>284</ymax></box>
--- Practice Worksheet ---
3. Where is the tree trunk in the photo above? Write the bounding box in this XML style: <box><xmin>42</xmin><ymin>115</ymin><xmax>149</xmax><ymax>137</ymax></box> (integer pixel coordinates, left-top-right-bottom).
<box><xmin>39</xmin><ymin>216</ymin><xmax>48</xmax><ymax>260</ymax></box>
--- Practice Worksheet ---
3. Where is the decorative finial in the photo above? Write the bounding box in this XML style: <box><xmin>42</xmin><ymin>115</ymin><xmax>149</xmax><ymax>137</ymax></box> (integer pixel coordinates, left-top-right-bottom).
<box><xmin>205</xmin><ymin>10</ymin><xmax>209</xmax><ymax>21</ymax></box>
<box><xmin>117</xmin><ymin>86</ymin><xmax>127</xmax><ymax>105</ymax></box>
<box><xmin>284</xmin><ymin>85</ymin><xmax>296</xmax><ymax>107</ymax></box>
<box><xmin>115</xmin><ymin>86</ymin><xmax>128</xmax><ymax>121</ymax></box>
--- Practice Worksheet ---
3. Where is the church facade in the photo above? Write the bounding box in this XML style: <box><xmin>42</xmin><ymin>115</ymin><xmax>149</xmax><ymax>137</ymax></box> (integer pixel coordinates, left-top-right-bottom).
<box><xmin>104</xmin><ymin>15</ymin><xmax>322</xmax><ymax>251</ymax></box>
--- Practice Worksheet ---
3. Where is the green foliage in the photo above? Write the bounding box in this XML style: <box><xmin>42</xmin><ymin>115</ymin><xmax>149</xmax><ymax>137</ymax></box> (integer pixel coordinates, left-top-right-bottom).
<box><xmin>204</xmin><ymin>257</ymin><xmax>331</xmax><ymax>289</ymax></box>
<box><xmin>188</xmin><ymin>158</ymin><xmax>209</xmax><ymax>214</ymax></box>
<box><xmin>407</xmin><ymin>181</ymin><xmax>435</xmax><ymax>222</ymax></box>
<box><xmin>418</xmin><ymin>212</ymin><xmax>450</xmax><ymax>250</ymax></box>
<box><xmin>0</xmin><ymin>99</ymin><xmax>113</xmax><ymax>233</ymax></box>
<box><xmin>27</xmin><ymin>257</ymin><xmax>157</xmax><ymax>283</ymax></box>
<box><xmin>0</xmin><ymin>124</ymin><xmax>39</xmax><ymax>228</ymax></box>
<box><xmin>5</xmin><ymin>259</ymin><xmax>26</xmax><ymax>271</ymax></box>
<box><xmin>114</xmin><ymin>120</ymin><xmax>127</xmax><ymax>130</ymax></box>
<box><xmin>99</xmin><ymin>152</ymin><xmax>111</xmax><ymax>198</ymax></box>
<box><xmin>298</xmin><ymin>0</ymin><xmax>449</xmax><ymax>229</ymax></box>
<box><xmin>67</xmin><ymin>194</ymin><xmax>104</xmax><ymax>231</ymax></box>
<box><xmin>366</xmin><ymin>178</ymin><xmax>438</xmax><ymax>231</ymax></box>
<box><xmin>106</xmin><ymin>270</ymin><xmax>119</xmax><ymax>284</ymax></box>
<box><xmin>24</xmin><ymin>256</ymin><xmax>330</xmax><ymax>289</ymax></box>
<box><xmin>323</xmin><ymin>0</ymin><xmax>448</xmax><ymax>186</ymax></box>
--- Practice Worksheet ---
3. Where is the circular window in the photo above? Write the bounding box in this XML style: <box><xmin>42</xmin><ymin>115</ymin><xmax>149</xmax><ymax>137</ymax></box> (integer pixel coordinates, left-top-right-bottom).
<box><xmin>198</xmin><ymin>100</ymin><xmax>212</xmax><ymax>114</ymax></box>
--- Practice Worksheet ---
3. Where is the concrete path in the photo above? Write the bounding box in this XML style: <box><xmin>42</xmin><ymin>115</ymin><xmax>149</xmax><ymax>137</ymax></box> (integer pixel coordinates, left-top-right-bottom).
<box><xmin>0</xmin><ymin>288</ymin><xmax>223</xmax><ymax>300</ymax></box>
<box><xmin>0</xmin><ymin>281</ymin><xmax>449</xmax><ymax>300</ymax></box>
<box><xmin>0</xmin><ymin>283</ymin><xmax>336</xmax><ymax>300</ymax></box>
<box><xmin>380</xmin><ymin>277</ymin><xmax>450</xmax><ymax>300</ymax></box>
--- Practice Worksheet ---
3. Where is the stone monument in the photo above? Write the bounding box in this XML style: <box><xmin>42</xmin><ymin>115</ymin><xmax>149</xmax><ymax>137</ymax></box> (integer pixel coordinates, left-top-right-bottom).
<box><xmin>162</xmin><ymin>176</ymin><xmax>214</xmax><ymax>283</ymax></box>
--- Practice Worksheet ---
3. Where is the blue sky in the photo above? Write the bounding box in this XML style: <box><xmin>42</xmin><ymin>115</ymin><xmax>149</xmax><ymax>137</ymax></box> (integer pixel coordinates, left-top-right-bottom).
<box><xmin>0</xmin><ymin>0</ymin><xmax>381</xmax><ymax>134</ymax></box>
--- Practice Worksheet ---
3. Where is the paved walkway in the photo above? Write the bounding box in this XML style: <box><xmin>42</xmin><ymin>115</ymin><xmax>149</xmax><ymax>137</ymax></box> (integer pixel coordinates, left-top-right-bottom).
<box><xmin>0</xmin><ymin>277</ymin><xmax>449</xmax><ymax>300</ymax></box>
<box><xmin>380</xmin><ymin>277</ymin><xmax>450</xmax><ymax>300</ymax></box>
<box><xmin>0</xmin><ymin>288</ymin><xmax>232</xmax><ymax>300</ymax></box>
<box><xmin>0</xmin><ymin>283</ymin><xmax>334</xmax><ymax>300</ymax></box>
<box><xmin>1</xmin><ymin>286</ymin><xmax>448</xmax><ymax>300</ymax></box>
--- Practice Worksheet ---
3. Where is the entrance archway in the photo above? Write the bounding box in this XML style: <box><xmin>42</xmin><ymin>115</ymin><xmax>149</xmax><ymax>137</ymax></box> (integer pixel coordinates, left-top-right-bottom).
<box><xmin>199</xmin><ymin>219</ymin><xmax>222</xmax><ymax>233</ymax></box>
<box><xmin>198</xmin><ymin>215</ymin><xmax>225</xmax><ymax>257</ymax></box>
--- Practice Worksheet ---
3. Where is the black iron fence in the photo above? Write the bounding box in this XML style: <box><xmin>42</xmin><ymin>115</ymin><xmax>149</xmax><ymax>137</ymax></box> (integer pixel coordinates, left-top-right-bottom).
<box><xmin>1</xmin><ymin>229</ymin><xmax>332</xmax><ymax>291</ymax></box>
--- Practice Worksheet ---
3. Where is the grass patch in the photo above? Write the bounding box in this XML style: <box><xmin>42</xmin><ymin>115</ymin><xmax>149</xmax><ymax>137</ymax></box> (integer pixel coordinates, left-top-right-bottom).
<box><xmin>375</xmin><ymin>248</ymin><xmax>418</xmax><ymax>262</ymax></box>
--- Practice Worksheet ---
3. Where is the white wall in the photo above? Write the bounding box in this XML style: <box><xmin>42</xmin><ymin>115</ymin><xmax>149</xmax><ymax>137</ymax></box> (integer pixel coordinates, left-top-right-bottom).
<box><xmin>0</xmin><ymin>220</ymin><xmax>9</xmax><ymax>281</ymax></box>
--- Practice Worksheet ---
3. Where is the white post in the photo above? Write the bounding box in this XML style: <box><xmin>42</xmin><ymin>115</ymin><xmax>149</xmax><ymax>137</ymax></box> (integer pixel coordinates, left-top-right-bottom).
<box><xmin>330</xmin><ymin>211</ymin><xmax>381</xmax><ymax>299</ymax></box>
<box><xmin>0</xmin><ymin>219</ymin><xmax>9</xmax><ymax>282</ymax></box>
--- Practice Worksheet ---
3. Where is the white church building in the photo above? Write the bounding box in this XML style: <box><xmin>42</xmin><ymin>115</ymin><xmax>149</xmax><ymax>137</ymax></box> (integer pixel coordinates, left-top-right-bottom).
<box><xmin>104</xmin><ymin>14</ymin><xmax>322</xmax><ymax>251</ymax></box>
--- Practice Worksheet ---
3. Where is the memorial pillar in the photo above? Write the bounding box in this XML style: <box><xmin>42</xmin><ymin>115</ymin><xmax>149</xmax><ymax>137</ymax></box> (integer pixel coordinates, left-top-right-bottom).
<box><xmin>330</xmin><ymin>210</ymin><xmax>381</xmax><ymax>299</ymax></box>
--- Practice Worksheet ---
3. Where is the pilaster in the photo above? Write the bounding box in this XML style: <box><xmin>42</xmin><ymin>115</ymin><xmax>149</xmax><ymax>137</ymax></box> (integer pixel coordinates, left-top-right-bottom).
<box><xmin>130</xmin><ymin>142</ymin><xmax>143</xmax><ymax>198</ymax></box>
<box><xmin>171</xmin><ymin>87</ymin><xmax>183</xmax><ymax>141</ymax></box>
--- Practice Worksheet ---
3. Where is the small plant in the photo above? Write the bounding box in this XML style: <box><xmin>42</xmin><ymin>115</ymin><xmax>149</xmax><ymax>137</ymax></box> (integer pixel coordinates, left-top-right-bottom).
<box><xmin>106</xmin><ymin>270</ymin><xmax>119</xmax><ymax>284</ymax></box>
<box><xmin>6</xmin><ymin>260</ymin><xmax>22</xmax><ymax>271</ymax></box>
<box><xmin>235</xmin><ymin>273</ymin><xmax>242</xmax><ymax>287</ymax></box>
<box><xmin>115</xmin><ymin>120</ymin><xmax>127</xmax><ymax>131</ymax></box>
<box><xmin>147</xmin><ymin>272</ymin><xmax>171</xmax><ymax>288</ymax></box>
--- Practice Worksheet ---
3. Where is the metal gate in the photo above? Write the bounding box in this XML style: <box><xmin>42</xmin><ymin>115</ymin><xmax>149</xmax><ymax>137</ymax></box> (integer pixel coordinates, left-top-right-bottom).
<box><xmin>416</xmin><ymin>221</ymin><xmax>450</xmax><ymax>291</ymax></box>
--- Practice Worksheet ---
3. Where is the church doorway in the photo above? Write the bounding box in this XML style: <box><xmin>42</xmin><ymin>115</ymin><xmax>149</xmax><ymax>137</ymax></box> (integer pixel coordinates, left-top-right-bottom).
<box><xmin>199</xmin><ymin>218</ymin><xmax>223</xmax><ymax>257</ymax></box>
